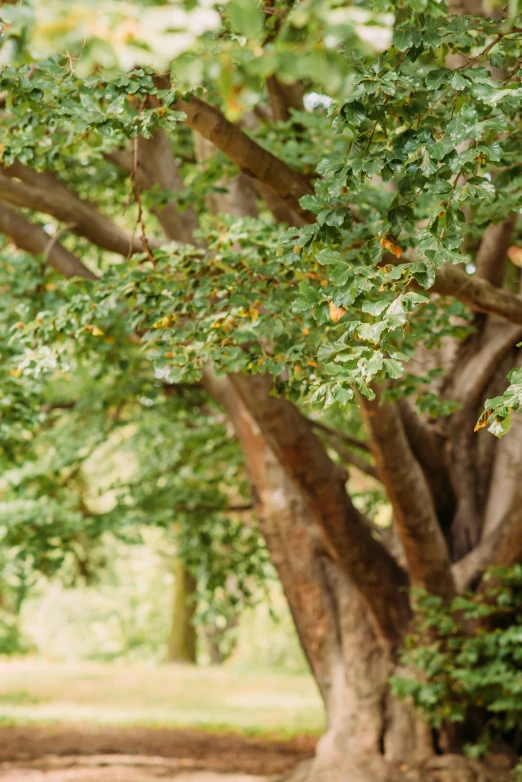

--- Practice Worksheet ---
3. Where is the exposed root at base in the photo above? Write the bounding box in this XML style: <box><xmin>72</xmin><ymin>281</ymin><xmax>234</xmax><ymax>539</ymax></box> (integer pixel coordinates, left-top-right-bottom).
<box><xmin>275</xmin><ymin>753</ymin><xmax>517</xmax><ymax>782</ymax></box>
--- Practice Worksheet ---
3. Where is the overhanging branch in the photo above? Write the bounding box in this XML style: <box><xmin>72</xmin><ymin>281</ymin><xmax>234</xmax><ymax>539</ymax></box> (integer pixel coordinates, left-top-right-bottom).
<box><xmin>0</xmin><ymin>163</ymin><xmax>146</xmax><ymax>257</ymax></box>
<box><xmin>175</xmin><ymin>97</ymin><xmax>316</xmax><ymax>224</ymax></box>
<box><xmin>430</xmin><ymin>262</ymin><xmax>522</xmax><ymax>324</ymax></box>
<box><xmin>0</xmin><ymin>204</ymin><xmax>97</xmax><ymax>280</ymax></box>
<box><xmin>384</xmin><ymin>250</ymin><xmax>522</xmax><ymax>324</ymax></box>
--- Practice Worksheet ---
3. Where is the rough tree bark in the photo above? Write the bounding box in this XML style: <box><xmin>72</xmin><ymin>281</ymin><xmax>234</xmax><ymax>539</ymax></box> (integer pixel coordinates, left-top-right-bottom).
<box><xmin>202</xmin><ymin>369</ymin><xmax>430</xmax><ymax>782</ymax></box>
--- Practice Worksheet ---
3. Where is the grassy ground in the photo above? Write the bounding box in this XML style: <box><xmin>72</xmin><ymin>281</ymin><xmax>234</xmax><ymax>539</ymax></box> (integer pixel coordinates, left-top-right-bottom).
<box><xmin>0</xmin><ymin>658</ymin><xmax>324</xmax><ymax>737</ymax></box>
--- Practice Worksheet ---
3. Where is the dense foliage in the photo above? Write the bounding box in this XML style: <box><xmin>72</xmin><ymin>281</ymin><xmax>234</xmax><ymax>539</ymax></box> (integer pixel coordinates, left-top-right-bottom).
<box><xmin>392</xmin><ymin>566</ymin><xmax>522</xmax><ymax>757</ymax></box>
<box><xmin>1</xmin><ymin>0</ymin><xmax>522</xmax><ymax>775</ymax></box>
<box><xmin>1</xmin><ymin>1</ymin><xmax>521</xmax><ymax>433</ymax></box>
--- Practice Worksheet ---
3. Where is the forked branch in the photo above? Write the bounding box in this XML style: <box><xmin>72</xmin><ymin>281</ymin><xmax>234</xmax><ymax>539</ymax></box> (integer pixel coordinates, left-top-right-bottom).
<box><xmin>360</xmin><ymin>390</ymin><xmax>456</xmax><ymax>601</ymax></box>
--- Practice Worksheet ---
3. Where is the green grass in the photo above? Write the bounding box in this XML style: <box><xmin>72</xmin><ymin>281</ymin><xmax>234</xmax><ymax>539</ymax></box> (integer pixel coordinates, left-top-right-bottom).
<box><xmin>0</xmin><ymin>658</ymin><xmax>324</xmax><ymax>738</ymax></box>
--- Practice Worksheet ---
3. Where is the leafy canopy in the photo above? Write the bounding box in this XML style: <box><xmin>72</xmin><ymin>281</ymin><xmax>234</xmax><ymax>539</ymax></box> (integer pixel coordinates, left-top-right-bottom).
<box><xmin>2</xmin><ymin>0</ymin><xmax>522</xmax><ymax>437</ymax></box>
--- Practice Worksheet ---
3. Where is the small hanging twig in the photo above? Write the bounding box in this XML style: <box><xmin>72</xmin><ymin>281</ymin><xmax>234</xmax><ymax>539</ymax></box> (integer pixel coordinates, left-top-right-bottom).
<box><xmin>125</xmin><ymin>131</ymin><xmax>156</xmax><ymax>267</ymax></box>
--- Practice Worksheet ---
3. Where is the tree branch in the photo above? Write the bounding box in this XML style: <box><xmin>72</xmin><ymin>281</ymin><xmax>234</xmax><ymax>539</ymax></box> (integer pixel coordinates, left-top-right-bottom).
<box><xmin>176</xmin><ymin>97</ymin><xmax>315</xmax><ymax>224</ymax></box>
<box><xmin>306</xmin><ymin>418</ymin><xmax>372</xmax><ymax>454</ymax></box>
<box><xmin>137</xmin><ymin>131</ymin><xmax>199</xmax><ymax>242</ymax></box>
<box><xmin>429</xmin><ymin>262</ymin><xmax>522</xmax><ymax>324</ymax></box>
<box><xmin>229</xmin><ymin>372</ymin><xmax>411</xmax><ymax>646</ymax></box>
<box><xmin>360</xmin><ymin>389</ymin><xmax>456</xmax><ymax>601</ymax></box>
<box><xmin>453</xmin><ymin>496</ymin><xmax>522</xmax><ymax>591</ymax></box>
<box><xmin>202</xmin><ymin>367</ymin><xmax>390</xmax><ymax>712</ymax></box>
<box><xmin>324</xmin><ymin>438</ymin><xmax>380</xmax><ymax>481</ymax></box>
<box><xmin>193</xmin><ymin>132</ymin><xmax>259</xmax><ymax>219</ymax></box>
<box><xmin>266</xmin><ymin>75</ymin><xmax>305</xmax><ymax>122</ymax></box>
<box><xmin>452</xmin><ymin>319</ymin><xmax>522</xmax><ymax>409</ymax></box>
<box><xmin>0</xmin><ymin>163</ymin><xmax>146</xmax><ymax>256</ymax></box>
<box><xmin>0</xmin><ymin>204</ymin><xmax>98</xmax><ymax>280</ymax></box>
<box><xmin>397</xmin><ymin>399</ymin><xmax>456</xmax><ymax>532</ymax></box>
<box><xmin>475</xmin><ymin>214</ymin><xmax>517</xmax><ymax>287</ymax></box>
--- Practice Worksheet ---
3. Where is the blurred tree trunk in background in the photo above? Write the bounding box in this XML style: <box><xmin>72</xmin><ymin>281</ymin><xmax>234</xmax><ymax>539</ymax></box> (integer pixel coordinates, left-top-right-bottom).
<box><xmin>166</xmin><ymin>557</ymin><xmax>197</xmax><ymax>664</ymax></box>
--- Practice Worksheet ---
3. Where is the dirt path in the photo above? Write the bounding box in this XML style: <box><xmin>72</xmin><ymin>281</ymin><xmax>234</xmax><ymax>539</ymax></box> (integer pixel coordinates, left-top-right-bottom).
<box><xmin>0</xmin><ymin>724</ymin><xmax>315</xmax><ymax>781</ymax></box>
<box><xmin>0</xmin><ymin>760</ymin><xmax>269</xmax><ymax>782</ymax></box>
<box><xmin>0</xmin><ymin>769</ymin><xmax>268</xmax><ymax>781</ymax></box>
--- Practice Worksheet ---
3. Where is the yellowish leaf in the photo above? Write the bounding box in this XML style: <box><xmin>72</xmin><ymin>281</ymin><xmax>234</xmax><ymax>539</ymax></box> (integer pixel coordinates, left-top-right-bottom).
<box><xmin>474</xmin><ymin>410</ymin><xmax>491</xmax><ymax>432</ymax></box>
<box><xmin>153</xmin><ymin>315</ymin><xmax>177</xmax><ymax>329</ymax></box>
<box><xmin>379</xmin><ymin>236</ymin><xmax>402</xmax><ymax>257</ymax></box>
<box><xmin>329</xmin><ymin>301</ymin><xmax>347</xmax><ymax>323</ymax></box>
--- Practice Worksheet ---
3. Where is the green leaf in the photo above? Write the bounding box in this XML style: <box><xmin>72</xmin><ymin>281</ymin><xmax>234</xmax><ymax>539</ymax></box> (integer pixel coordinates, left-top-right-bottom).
<box><xmin>330</xmin><ymin>263</ymin><xmax>352</xmax><ymax>286</ymax></box>
<box><xmin>392</xmin><ymin>28</ymin><xmax>413</xmax><ymax>52</ymax></box>
<box><xmin>362</xmin><ymin>300</ymin><xmax>388</xmax><ymax>316</ymax></box>
<box><xmin>425</xmin><ymin>69</ymin><xmax>449</xmax><ymax>89</ymax></box>
<box><xmin>383</xmin><ymin>358</ymin><xmax>404</xmax><ymax>378</ymax></box>
<box><xmin>342</xmin><ymin>100</ymin><xmax>367</xmax><ymax>126</ymax></box>
<box><xmin>449</xmin><ymin>71</ymin><xmax>470</xmax><ymax>91</ymax></box>
<box><xmin>488</xmin><ymin>413</ymin><xmax>511</xmax><ymax>438</ymax></box>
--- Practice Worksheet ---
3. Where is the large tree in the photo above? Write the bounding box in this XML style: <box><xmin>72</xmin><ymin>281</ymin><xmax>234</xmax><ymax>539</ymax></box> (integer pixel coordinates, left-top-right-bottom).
<box><xmin>1</xmin><ymin>0</ymin><xmax>522</xmax><ymax>779</ymax></box>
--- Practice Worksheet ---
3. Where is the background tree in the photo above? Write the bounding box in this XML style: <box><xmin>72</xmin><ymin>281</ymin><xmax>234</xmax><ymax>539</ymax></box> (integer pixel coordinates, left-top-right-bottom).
<box><xmin>0</xmin><ymin>249</ymin><xmax>268</xmax><ymax>659</ymax></box>
<box><xmin>1</xmin><ymin>0</ymin><xmax>522</xmax><ymax>780</ymax></box>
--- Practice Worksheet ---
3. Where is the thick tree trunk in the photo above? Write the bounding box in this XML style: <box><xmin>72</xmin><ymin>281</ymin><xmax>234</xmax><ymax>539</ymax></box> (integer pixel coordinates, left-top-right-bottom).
<box><xmin>203</xmin><ymin>366</ymin><xmax>522</xmax><ymax>782</ymax></box>
<box><xmin>166</xmin><ymin>557</ymin><xmax>197</xmax><ymax>664</ymax></box>
<box><xmin>202</xmin><ymin>369</ymin><xmax>437</xmax><ymax>782</ymax></box>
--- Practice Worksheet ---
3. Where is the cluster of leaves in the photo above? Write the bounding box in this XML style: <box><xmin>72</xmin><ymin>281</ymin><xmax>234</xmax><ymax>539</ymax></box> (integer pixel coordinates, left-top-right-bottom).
<box><xmin>7</xmin><ymin>216</ymin><xmax>320</xmax><ymax>391</ymax></box>
<box><xmin>1</xmin><ymin>245</ymin><xmax>273</xmax><ymax>648</ymax></box>
<box><xmin>289</xmin><ymin>10</ymin><xmax>522</xmax><ymax>414</ymax></box>
<box><xmin>476</xmin><ymin>364</ymin><xmax>522</xmax><ymax>437</ymax></box>
<box><xmin>8</xmin><ymin>212</ymin><xmax>475</xmax><ymax>421</ymax></box>
<box><xmin>6</xmin><ymin>2</ymin><xmax>520</xmax><ymax>429</ymax></box>
<box><xmin>0</xmin><ymin>61</ymin><xmax>185</xmax><ymax>168</ymax></box>
<box><xmin>392</xmin><ymin>566</ymin><xmax>522</xmax><ymax>756</ymax></box>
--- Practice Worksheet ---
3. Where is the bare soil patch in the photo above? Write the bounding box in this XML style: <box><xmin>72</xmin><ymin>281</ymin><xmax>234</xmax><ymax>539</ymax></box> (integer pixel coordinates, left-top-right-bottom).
<box><xmin>0</xmin><ymin>724</ymin><xmax>315</xmax><ymax>781</ymax></box>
